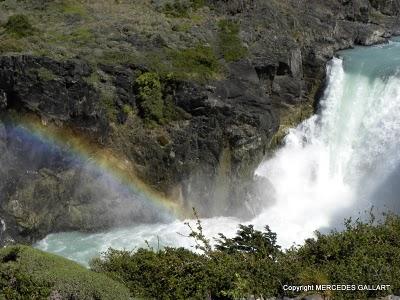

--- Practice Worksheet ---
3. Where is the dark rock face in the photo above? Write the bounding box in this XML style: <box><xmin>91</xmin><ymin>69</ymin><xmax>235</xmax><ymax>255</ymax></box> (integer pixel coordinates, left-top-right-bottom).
<box><xmin>369</xmin><ymin>0</ymin><xmax>400</xmax><ymax>15</ymax></box>
<box><xmin>104</xmin><ymin>61</ymin><xmax>277</xmax><ymax>218</ymax></box>
<box><xmin>0</xmin><ymin>56</ymin><xmax>105</xmax><ymax>132</ymax></box>
<box><xmin>171</xmin><ymin>65</ymin><xmax>277</xmax><ymax>216</ymax></box>
<box><xmin>0</xmin><ymin>0</ymin><xmax>399</xmax><ymax>243</ymax></box>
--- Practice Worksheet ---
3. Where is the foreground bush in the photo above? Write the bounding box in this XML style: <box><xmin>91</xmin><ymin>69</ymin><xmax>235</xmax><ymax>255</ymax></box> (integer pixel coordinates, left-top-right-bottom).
<box><xmin>92</xmin><ymin>214</ymin><xmax>400</xmax><ymax>300</ymax></box>
<box><xmin>0</xmin><ymin>245</ymin><xmax>130</xmax><ymax>299</ymax></box>
<box><xmin>294</xmin><ymin>214</ymin><xmax>400</xmax><ymax>299</ymax></box>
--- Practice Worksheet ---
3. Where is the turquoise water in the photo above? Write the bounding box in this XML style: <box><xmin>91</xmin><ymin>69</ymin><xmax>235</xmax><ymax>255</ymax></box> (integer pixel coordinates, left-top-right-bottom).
<box><xmin>339</xmin><ymin>38</ymin><xmax>400</xmax><ymax>78</ymax></box>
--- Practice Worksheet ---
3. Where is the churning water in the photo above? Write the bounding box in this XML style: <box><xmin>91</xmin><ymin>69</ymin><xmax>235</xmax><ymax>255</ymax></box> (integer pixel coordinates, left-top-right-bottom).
<box><xmin>37</xmin><ymin>39</ymin><xmax>400</xmax><ymax>265</ymax></box>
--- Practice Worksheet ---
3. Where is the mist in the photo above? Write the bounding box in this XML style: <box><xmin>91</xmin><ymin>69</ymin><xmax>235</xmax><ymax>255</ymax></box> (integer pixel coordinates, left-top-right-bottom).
<box><xmin>0</xmin><ymin>119</ymin><xmax>174</xmax><ymax>245</ymax></box>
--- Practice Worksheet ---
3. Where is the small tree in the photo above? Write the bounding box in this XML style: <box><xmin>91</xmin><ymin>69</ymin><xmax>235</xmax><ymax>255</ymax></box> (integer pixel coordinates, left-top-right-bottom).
<box><xmin>216</xmin><ymin>225</ymin><xmax>281</xmax><ymax>259</ymax></box>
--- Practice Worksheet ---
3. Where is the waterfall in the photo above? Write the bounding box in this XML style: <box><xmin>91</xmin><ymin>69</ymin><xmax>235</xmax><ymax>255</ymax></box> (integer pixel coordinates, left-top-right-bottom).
<box><xmin>37</xmin><ymin>39</ymin><xmax>400</xmax><ymax>265</ymax></box>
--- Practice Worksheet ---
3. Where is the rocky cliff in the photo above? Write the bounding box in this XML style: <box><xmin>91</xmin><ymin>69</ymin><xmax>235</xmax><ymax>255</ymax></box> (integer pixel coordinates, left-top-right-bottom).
<box><xmin>0</xmin><ymin>0</ymin><xmax>399</xmax><ymax>244</ymax></box>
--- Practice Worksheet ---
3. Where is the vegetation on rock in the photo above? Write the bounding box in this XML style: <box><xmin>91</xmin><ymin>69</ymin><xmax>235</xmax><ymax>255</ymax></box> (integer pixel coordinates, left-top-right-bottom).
<box><xmin>135</xmin><ymin>72</ymin><xmax>187</xmax><ymax>125</ymax></box>
<box><xmin>0</xmin><ymin>245</ymin><xmax>130</xmax><ymax>299</ymax></box>
<box><xmin>4</xmin><ymin>14</ymin><xmax>35</xmax><ymax>38</ymax></box>
<box><xmin>0</xmin><ymin>37</ymin><xmax>25</xmax><ymax>53</ymax></box>
<box><xmin>163</xmin><ymin>0</ymin><xmax>205</xmax><ymax>18</ymax></box>
<box><xmin>135</xmin><ymin>72</ymin><xmax>164</xmax><ymax>123</ymax></box>
<box><xmin>91</xmin><ymin>213</ymin><xmax>400</xmax><ymax>300</ymax></box>
<box><xmin>99</xmin><ymin>89</ymin><xmax>118</xmax><ymax>122</ymax></box>
<box><xmin>167</xmin><ymin>45</ymin><xmax>220</xmax><ymax>81</ymax></box>
<box><xmin>218</xmin><ymin>19</ymin><xmax>247</xmax><ymax>62</ymax></box>
<box><xmin>61</xmin><ymin>0</ymin><xmax>87</xmax><ymax>17</ymax></box>
<box><xmin>36</xmin><ymin>67</ymin><xmax>58</xmax><ymax>81</ymax></box>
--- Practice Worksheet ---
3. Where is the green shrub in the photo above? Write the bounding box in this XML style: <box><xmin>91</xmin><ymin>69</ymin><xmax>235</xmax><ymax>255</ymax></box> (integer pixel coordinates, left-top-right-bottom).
<box><xmin>211</xmin><ymin>225</ymin><xmax>283</xmax><ymax>299</ymax></box>
<box><xmin>98</xmin><ymin>50</ymin><xmax>139</xmax><ymax>66</ymax></box>
<box><xmin>91</xmin><ymin>225</ymin><xmax>284</xmax><ymax>299</ymax></box>
<box><xmin>218</xmin><ymin>19</ymin><xmax>247</xmax><ymax>62</ymax></box>
<box><xmin>52</xmin><ymin>27</ymin><xmax>95</xmax><ymax>46</ymax></box>
<box><xmin>0</xmin><ymin>245</ymin><xmax>130</xmax><ymax>299</ymax></box>
<box><xmin>190</xmin><ymin>0</ymin><xmax>205</xmax><ymax>9</ymax></box>
<box><xmin>163</xmin><ymin>0</ymin><xmax>205</xmax><ymax>18</ymax></box>
<box><xmin>4</xmin><ymin>14</ymin><xmax>35</xmax><ymax>38</ymax></box>
<box><xmin>68</xmin><ymin>28</ymin><xmax>94</xmax><ymax>44</ymax></box>
<box><xmin>294</xmin><ymin>214</ymin><xmax>400</xmax><ymax>299</ymax></box>
<box><xmin>61</xmin><ymin>0</ymin><xmax>87</xmax><ymax>16</ymax></box>
<box><xmin>99</xmin><ymin>90</ymin><xmax>118</xmax><ymax>122</ymax></box>
<box><xmin>216</xmin><ymin>224</ymin><xmax>281</xmax><ymax>258</ymax></box>
<box><xmin>135</xmin><ymin>72</ymin><xmax>164</xmax><ymax>123</ymax></box>
<box><xmin>37</xmin><ymin>67</ymin><xmax>57</xmax><ymax>81</ymax></box>
<box><xmin>91</xmin><ymin>247</ymin><xmax>211</xmax><ymax>299</ymax></box>
<box><xmin>122</xmin><ymin>104</ymin><xmax>133</xmax><ymax>115</ymax></box>
<box><xmin>164</xmin><ymin>0</ymin><xmax>191</xmax><ymax>18</ymax></box>
<box><xmin>0</xmin><ymin>37</ymin><xmax>25</xmax><ymax>53</ymax></box>
<box><xmin>168</xmin><ymin>45</ymin><xmax>220</xmax><ymax>81</ymax></box>
<box><xmin>142</xmin><ymin>46</ymin><xmax>219</xmax><ymax>82</ymax></box>
<box><xmin>135</xmin><ymin>72</ymin><xmax>187</xmax><ymax>125</ymax></box>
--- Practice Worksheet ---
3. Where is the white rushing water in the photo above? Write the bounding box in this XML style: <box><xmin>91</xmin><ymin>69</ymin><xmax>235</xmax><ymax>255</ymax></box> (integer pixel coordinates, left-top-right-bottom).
<box><xmin>37</xmin><ymin>39</ymin><xmax>400</xmax><ymax>265</ymax></box>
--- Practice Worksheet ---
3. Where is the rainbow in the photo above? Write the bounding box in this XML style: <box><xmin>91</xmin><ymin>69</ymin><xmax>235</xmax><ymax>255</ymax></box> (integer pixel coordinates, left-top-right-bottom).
<box><xmin>4</xmin><ymin>113</ymin><xmax>186</xmax><ymax>220</ymax></box>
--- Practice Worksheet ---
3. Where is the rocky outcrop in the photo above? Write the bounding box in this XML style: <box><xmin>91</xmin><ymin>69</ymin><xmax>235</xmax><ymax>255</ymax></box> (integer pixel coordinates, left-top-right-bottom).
<box><xmin>0</xmin><ymin>56</ymin><xmax>105</xmax><ymax>131</ymax></box>
<box><xmin>0</xmin><ymin>0</ymin><xmax>399</xmax><ymax>243</ymax></box>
